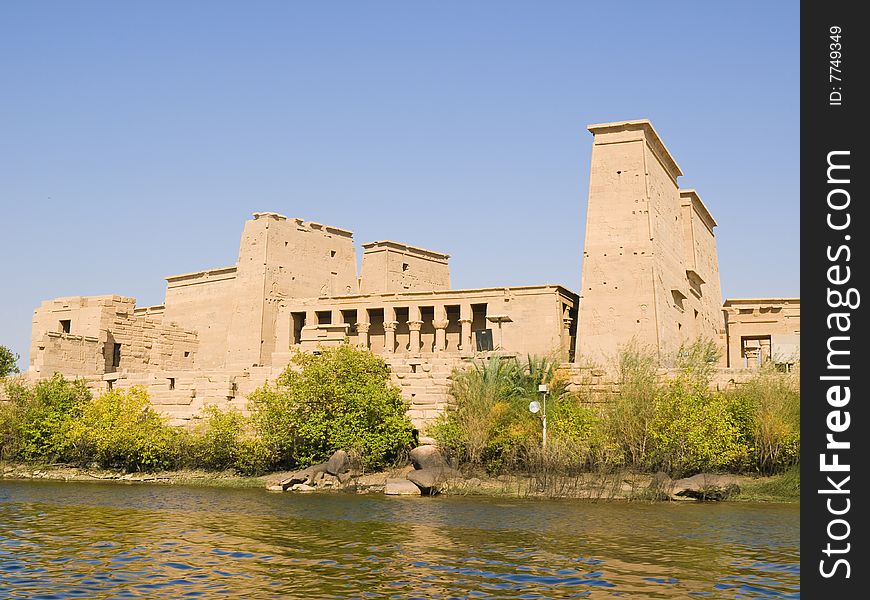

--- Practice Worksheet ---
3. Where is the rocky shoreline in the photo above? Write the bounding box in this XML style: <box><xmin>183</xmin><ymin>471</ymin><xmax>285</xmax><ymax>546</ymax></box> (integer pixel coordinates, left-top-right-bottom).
<box><xmin>1</xmin><ymin>447</ymin><xmax>793</xmax><ymax>503</ymax></box>
<box><xmin>264</xmin><ymin>445</ymin><xmax>745</xmax><ymax>502</ymax></box>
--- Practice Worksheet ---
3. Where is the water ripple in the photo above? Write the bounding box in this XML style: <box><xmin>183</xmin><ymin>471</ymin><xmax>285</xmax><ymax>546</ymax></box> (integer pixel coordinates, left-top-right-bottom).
<box><xmin>1</xmin><ymin>480</ymin><xmax>799</xmax><ymax>599</ymax></box>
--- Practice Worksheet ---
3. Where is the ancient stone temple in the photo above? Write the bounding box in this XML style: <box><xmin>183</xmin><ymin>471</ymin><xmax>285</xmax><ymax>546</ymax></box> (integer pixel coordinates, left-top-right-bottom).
<box><xmin>576</xmin><ymin>120</ymin><xmax>724</xmax><ymax>364</ymax></box>
<box><xmin>26</xmin><ymin>119</ymin><xmax>799</xmax><ymax>427</ymax></box>
<box><xmin>29</xmin><ymin>214</ymin><xmax>578</xmax><ymax>426</ymax></box>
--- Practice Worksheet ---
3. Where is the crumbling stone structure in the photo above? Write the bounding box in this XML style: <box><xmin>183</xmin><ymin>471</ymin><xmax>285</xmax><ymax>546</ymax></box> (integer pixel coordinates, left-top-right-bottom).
<box><xmin>27</xmin><ymin>119</ymin><xmax>799</xmax><ymax>426</ymax></box>
<box><xmin>30</xmin><ymin>213</ymin><xmax>577</xmax><ymax>426</ymax></box>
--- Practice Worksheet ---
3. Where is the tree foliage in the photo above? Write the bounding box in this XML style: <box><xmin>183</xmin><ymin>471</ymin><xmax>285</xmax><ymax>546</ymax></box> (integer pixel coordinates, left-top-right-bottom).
<box><xmin>247</xmin><ymin>346</ymin><xmax>415</xmax><ymax>471</ymax></box>
<box><xmin>0</xmin><ymin>345</ymin><xmax>21</xmax><ymax>378</ymax></box>
<box><xmin>67</xmin><ymin>386</ymin><xmax>179</xmax><ymax>471</ymax></box>
<box><xmin>0</xmin><ymin>373</ymin><xmax>90</xmax><ymax>461</ymax></box>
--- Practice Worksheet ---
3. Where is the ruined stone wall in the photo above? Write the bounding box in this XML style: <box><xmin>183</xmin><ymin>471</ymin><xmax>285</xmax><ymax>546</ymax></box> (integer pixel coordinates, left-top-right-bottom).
<box><xmin>32</xmin><ymin>333</ymin><xmax>105</xmax><ymax>378</ymax></box>
<box><xmin>109</xmin><ymin>312</ymin><xmax>199</xmax><ymax>373</ymax></box>
<box><xmin>224</xmin><ymin>213</ymin><xmax>359</xmax><ymax>369</ymax></box>
<box><xmin>563</xmin><ymin>363</ymin><xmax>767</xmax><ymax>400</ymax></box>
<box><xmin>30</xmin><ymin>295</ymin><xmax>135</xmax><ymax>368</ymax></box>
<box><xmin>360</xmin><ymin>241</ymin><xmax>450</xmax><ymax>294</ymax></box>
<box><xmin>30</xmin><ymin>294</ymin><xmax>199</xmax><ymax>384</ymax></box>
<box><xmin>163</xmin><ymin>267</ymin><xmax>237</xmax><ymax>369</ymax></box>
<box><xmin>30</xmin><ymin>295</ymin><xmax>137</xmax><ymax>378</ymax></box>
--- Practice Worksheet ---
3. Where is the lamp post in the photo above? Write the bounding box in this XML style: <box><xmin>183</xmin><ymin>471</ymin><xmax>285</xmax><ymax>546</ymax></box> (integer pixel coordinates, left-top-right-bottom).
<box><xmin>539</xmin><ymin>383</ymin><xmax>548</xmax><ymax>450</ymax></box>
<box><xmin>529</xmin><ymin>383</ymin><xmax>549</xmax><ymax>450</ymax></box>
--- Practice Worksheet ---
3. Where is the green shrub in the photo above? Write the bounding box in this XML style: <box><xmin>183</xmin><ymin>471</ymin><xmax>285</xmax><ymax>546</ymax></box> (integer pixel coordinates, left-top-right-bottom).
<box><xmin>603</xmin><ymin>342</ymin><xmax>660</xmax><ymax>468</ymax></box>
<box><xmin>673</xmin><ymin>338</ymin><xmax>720</xmax><ymax>387</ymax></box>
<box><xmin>247</xmin><ymin>346</ymin><xmax>415</xmax><ymax>471</ymax></box>
<box><xmin>432</xmin><ymin>356</ymin><xmax>520</xmax><ymax>466</ymax></box>
<box><xmin>233</xmin><ymin>436</ymin><xmax>273</xmax><ymax>475</ymax></box>
<box><xmin>0</xmin><ymin>374</ymin><xmax>90</xmax><ymax>462</ymax></box>
<box><xmin>68</xmin><ymin>386</ymin><xmax>178</xmax><ymax>471</ymax></box>
<box><xmin>724</xmin><ymin>366</ymin><xmax>800</xmax><ymax>473</ymax></box>
<box><xmin>602</xmin><ymin>340</ymin><xmax>746</xmax><ymax>475</ymax></box>
<box><xmin>548</xmin><ymin>392</ymin><xmax>601</xmax><ymax>467</ymax></box>
<box><xmin>431</xmin><ymin>354</ymin><xmax>571</xmax><ymax>473</ymax></box>
<box><xmin>186</xmin><ymin>405</ymin><xmax>247</xmax><ymax>470</ymax></box>
<box><xmin>647</xmin><ymin>378</ymin><xmax>748</xmax><ymax>476</ymax></box>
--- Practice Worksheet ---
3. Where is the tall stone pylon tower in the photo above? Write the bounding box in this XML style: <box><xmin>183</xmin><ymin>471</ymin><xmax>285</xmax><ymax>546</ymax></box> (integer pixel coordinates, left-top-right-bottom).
<box><xmin>575</xmin><ymin>120</ymin><xmax>723</xmax><ymax>366</ymax></box>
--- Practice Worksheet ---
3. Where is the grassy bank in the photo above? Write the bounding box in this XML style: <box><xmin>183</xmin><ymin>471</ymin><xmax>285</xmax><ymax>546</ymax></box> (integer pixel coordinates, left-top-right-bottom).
<box><xmin>1</xmin><ymin>342</ymin><xmax>800</xmax><ymax>502</ymax></box>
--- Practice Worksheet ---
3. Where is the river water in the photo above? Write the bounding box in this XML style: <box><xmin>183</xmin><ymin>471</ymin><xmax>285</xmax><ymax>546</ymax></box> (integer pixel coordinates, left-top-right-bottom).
<box><xmin>0</xmin><ymin>480</ymin><xmax>798</xmax><ymax>599</ymax></box>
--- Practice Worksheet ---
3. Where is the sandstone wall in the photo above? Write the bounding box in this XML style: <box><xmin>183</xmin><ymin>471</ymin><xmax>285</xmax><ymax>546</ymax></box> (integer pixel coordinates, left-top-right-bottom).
<box><xmin>109</xmin><ymin>312</ymin><xmax>199</xmax><ymax>373</ymax></box>
<box><xmin>360</xmin><ymin>241</ymin><xmax>450</xmax><ymax>294</ymax></box>
<box><xmin>576</xmin><ymin>120</ymin><xmax>726</xmax><ymax>368</ymax></box>
<box><xmin>577</xmin><ymin>123</ymin><xmax>664</xmax><ymax>364</ymax></box>
<box><xmin>224</xmin><ymin>213</ymin><xmax>359</xmax><ymax>369</ymax></box>
<box><xmin>679</xmin><ymin>190</ymin><xmax>724</xmax><ymax>343</ymax></box>
<box><xmin>644</xmin><ymin>133</ymin><xmax>687</xmax><ymax>359</ymax></box>
<box><xmin>163</xmin><ymin>267</ymin><xmax>236</xmax><ymax>369</ymax></box>
<box><xmin>722</xmin><ymin>298</ymin><xmax>800</xmax><ymax>368</ymax></box>
<box><xmin>32</xmin><ymin>333</ymin><xmax>105</xmax><ymax>378</ymax></box>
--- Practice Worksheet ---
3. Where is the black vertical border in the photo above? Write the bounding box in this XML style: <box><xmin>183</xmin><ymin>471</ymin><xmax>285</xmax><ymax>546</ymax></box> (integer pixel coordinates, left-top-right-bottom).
<box><xmin>802</xmin><ymin>1</ymin><xmax>867</xmax><ymax>595</ymax></box>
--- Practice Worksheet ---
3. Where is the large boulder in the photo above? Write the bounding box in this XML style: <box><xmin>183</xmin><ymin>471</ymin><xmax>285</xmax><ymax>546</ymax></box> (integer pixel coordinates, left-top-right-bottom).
<box><xmin>326</xmin><ymin>450</ymin><xmax>350</xmax><ymax>475</ymax></box>
<box><xmin>278</xmin><ymin>462</ymin><xmax>329</xmax><ymax>490</ymax></box>
<box><xmin>671</xmin><ymin>473</ymin><xmax>740</xmax><ymax>501</ymax></box>
<box><xmin>409</xmin><ymin>445</ymin><xmax>447</xmax><ymax>470</ymax></box>
<box><xmin>385</xmin><ymin>478</ymin><xmax>421</xmax><ymax>496</ymax></box>
<box><xmin>407</xmin><ymin>467</ymin><xmax>461</xmax><ymax>495</ymax></box>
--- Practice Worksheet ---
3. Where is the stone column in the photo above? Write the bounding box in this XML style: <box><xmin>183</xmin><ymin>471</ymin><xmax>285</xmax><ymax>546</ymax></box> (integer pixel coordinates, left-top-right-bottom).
<box><xmin>306</xmin><ymin>309</ymin><xmax>317</xmax><ymax>327</ymax></box>
<box><xmin>459</xmin><ymin>304</ymin><xmax>473</xmax><ymax>356</ymax></box>
<box><xmin>406</xmin><ymin>305</ymin><xmax>422</xmax><ymax>356</ymax></box>
<box><xmin>433</xmin><ymin>305</ymin><xmax>448</xmax><ymax>353</ymax></box>
<box><xmin>408</xmin><ymin>321</ymin><xmax>422</xmax><ymax>356</ymax></box>
<box><xmin>561</xmin><ymin>315</ymin><xmax>573</xmax><ymax>362</ymax></box>
<box><xmin>357</xmin><ymin>320</ymin><xmax>370</xmax><ymax>349</ymax></box>
<box><xmin>383</xmin><ymin>321</ymin><xmax>397</xmax><ymax>354</ymax></box>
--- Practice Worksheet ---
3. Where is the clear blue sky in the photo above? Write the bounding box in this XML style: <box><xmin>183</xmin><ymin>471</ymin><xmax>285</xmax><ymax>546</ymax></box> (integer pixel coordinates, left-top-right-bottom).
<box><xmin>0</xmin><ymin>1</ymin><xmax>799</xmax><ymax>369</ymax></box>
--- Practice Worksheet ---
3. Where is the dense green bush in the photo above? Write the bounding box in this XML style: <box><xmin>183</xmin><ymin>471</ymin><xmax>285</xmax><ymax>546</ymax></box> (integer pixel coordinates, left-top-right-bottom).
<box><xmin>246</xmin><ymin>346</ymin><xmax>415</xmax><ymax>471</ymax></box>
<box><xmin>602</xmin><ymin>342</ymin><xmax>660</xmax><ymax>468</ymax></box>
<box><xmin>431</xmin><ymin>355</ymin><xmax>570</xmax><ymax>473</ymax></box>
<box><xmin>67</xmin><ymin>386</ymin><xmax>179</xmax><ymax>471</ymax></box>
<box><xmin>647</xmin><ymin>378</ymin><xmax>748</xmax><ymax>476</ymax></box>
<box><xmin>724</xmin><ymin>366</ymin><xmax>800</xmax><ymax>473</ymax></box>
<box><xmin>0</xmin><ymin>374</ymin><xmax>90</xmax><ymax>461</ymax></box>
<box><xmin>184</xmin><ymin>405</ymin><xmax>247</xmax><ymax>471</ymax></box>
<box><xmin>2</xmin><ymin>349</ymin><xmax>414</xmax><ymax>474</ymax></box>
<box><xmin>2</xmin><ymin>341</ymin><xmax>800</xmax><ymax>479</ymax></box>
<box><xmin>432</xmin><ymin>342</ymin><xmax>800</xmax><ymax>477</ymax></box>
